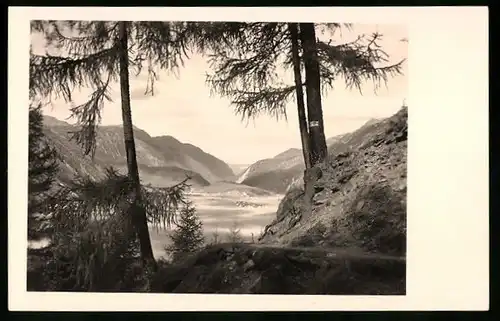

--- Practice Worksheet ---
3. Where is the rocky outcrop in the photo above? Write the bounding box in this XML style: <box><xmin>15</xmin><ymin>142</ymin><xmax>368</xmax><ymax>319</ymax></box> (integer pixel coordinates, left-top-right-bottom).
<box><xmin>259</xmin><ymin>107</ymin><xmax>407</xmax><ymax>257</ymax></box>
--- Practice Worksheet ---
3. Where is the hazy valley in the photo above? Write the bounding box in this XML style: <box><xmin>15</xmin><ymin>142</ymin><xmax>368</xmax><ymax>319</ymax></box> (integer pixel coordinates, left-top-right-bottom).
<box><xmin>38</xmin><ymin>113</ymin><xmax>399</xmax><ymax>262</ymax></box>
<box><xmin>30</xmin><ymin>106</ymin><xmax>407</xmax><ymax>295</ymax></box>
<box><xmin>37</xmin><ymin>116</ymin><xmax>285</xmax><ymax>257</ymax></box>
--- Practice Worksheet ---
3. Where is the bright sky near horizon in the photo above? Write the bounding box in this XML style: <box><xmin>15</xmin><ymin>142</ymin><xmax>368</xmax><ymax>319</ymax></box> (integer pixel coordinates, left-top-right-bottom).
<box><xmin>31</xmin><ymin>23</ymin><xmax>408</xmax><ymax>164</ymax></box>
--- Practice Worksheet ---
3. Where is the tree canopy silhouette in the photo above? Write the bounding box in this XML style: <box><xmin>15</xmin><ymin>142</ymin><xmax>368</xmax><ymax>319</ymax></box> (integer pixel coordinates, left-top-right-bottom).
<box><xmin>30</xmin><ymin>20</ymin><xmax>196</xmax><ymax>272</ymax></box>
<box><xmin>200</xmin><ymin>22</ymin><xmax>405</xmax><ymax>168</ymax></box>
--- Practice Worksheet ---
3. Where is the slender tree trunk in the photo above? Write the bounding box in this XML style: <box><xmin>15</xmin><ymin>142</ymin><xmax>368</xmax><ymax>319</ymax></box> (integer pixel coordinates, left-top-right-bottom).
<box><xmin>299</xmin><ymin>23</ymin><xmax>328</xmax><ymax>166</ymax></box>
<box><xmin>118</xmin><ymin>21</ymin><xmax>157</xmax><ymax>272</ymax></box>
<box><xmin>288</xmin><ymin>23</ymin><xmax>312</xmax><ymax>171</ymax></box>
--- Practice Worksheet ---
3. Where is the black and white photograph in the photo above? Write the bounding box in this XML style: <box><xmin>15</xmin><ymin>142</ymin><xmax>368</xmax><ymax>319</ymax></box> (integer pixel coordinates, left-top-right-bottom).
<box><xmin>26</xmin><ymin>18</ymin><xmax>408</xmax><ymax>295</ymax></box>
<box><xmin>9</xmin><ymin>6</ymin><xmax>489</xmax><ymax>311</ymax></box>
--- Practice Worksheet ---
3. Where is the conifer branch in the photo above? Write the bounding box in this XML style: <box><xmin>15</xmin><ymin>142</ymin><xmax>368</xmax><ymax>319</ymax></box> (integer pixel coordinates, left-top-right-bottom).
<box><xmin>205</xmin><ymin>23</ymin><xmax>290</xmax><ymax>121</ymax></box>
<box><xmin>48</xmin><ymin>168</ymin><xmax>191</xmax><ymax>233</ymax></box>
<box><xmin>316</xmin><ymin>32</ymin><xmax>405</xmax><ymax>95</ymax></box>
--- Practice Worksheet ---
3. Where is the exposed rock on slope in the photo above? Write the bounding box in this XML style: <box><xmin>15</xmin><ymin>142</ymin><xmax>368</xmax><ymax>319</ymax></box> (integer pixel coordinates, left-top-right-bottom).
<box><xmin>259</xmin><ymin>107</ymin><xmax>407</xmax><ymax>257</ymax></box>
<box><xmin>42</xmin><ymin>116</ymin><xmax>233</xmax><ymax>187</ymax></box>
<box><xmin>237</xmin><ymin>122</ymin><xmax>377</xmax><ymax>194</ymax></box>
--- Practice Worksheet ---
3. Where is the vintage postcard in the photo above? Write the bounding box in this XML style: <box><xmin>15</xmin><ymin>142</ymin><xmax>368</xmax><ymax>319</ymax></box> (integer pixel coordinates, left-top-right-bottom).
<box><xmin>8</xmin><ymin>6</ymin><xmax>489</xmax><ymax>311</ymax></box>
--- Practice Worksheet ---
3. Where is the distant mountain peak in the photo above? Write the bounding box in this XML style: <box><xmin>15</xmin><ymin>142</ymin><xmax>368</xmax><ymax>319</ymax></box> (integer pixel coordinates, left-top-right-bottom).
<box><xmin>152</xmin><ymin>135</ymin><xmax>182</xmax><ymax>145</ymax></box>
<box><xmin>273</xmin><ymin>148</ymin><xmax>302</xmax><ymax>159</ymax></box>
<box><xmin>42</xmin><ymin>117</ymin><xmax>234</xmax><ymax>186</ymax></box>
<box><xmin>42</xmin><ymin>115</ymin><xmax>71</xmax><ymax>127</ymax></box>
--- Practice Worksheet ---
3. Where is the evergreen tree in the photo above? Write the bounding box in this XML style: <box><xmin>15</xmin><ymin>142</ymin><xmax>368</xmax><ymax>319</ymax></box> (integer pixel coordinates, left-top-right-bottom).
<box><xmin>288</xmin><ymin>23</ymin><xmax>311</xmax><ymax>170</ymax></box>
<box><xmin>30</xmin><ymin>20</ymin><xmax>193</xmax><ymax>272</ymax></box>
<box><xmin>28</xmin><ymin>105</ymin><xmax>59</xmax><ymax>240</ymax></box>
<box><xmin>299</xmin><ymin>23</ymin><xmax>328</xmax><ymax>166</ymax></box>
<box><xmin>46</xmin><ymin>167</ymin><xmax>191</xmax><ymax>291</ymax></box>
<box><xmin>226</xmin><ymin>221</ymin><xmax>243</xmax><ymax>243</ymax></box>
<box><xmin>199</xmin><ymin>22</ymin><xmax>404</xmax><ymax>169</ymax></box>
<box><xmin>210</xmin><ymin>226</ymin><xmax>221</xmax><ymax>245</ymax></box>
<box><xmin>166</xmin><ymin>201</ymin><xmax>205</xmax><ymax>262</ymax></box>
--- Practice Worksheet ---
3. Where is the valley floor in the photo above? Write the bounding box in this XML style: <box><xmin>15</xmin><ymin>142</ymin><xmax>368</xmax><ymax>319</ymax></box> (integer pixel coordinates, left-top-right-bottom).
<box><xmin>149</xmin><ymin>192</ymin><xmax>283</xmax><ymax>259</ymax></box>
<box><xmin>27</xmin><ymin>190</ymin><xmax>283</xmax><ymax>259</ymax></box>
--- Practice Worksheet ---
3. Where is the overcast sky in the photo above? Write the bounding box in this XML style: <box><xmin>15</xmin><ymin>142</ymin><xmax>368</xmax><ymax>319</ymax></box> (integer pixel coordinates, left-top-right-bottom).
<box><xmin>31</xmin><ymin>23</ymin><xmax>408</xmax><ymax>164</ymax></box>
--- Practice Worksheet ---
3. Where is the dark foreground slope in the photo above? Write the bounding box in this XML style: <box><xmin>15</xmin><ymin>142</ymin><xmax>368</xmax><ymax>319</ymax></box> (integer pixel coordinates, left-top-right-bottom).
<box><xmin>152</xmin><ymin>243</ymin><xmax>405</xmax><ymax>294</ymax></box>
<box><xmin>28</xmin><ymin>242</ymin><xmax>405</xmax><ymax>294</ymax></box>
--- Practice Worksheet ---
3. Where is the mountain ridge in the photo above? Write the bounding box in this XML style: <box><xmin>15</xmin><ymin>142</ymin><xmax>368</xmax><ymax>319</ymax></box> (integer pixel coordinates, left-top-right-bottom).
<box><xmin>236</xmin><ymin>117</ymin><xmax>386</xmax><ymax>193</ymax></box>
<box><xmin>42</xmin><ymin>115</ymin><xmax>234</xmax><ymax>187</ymax></box>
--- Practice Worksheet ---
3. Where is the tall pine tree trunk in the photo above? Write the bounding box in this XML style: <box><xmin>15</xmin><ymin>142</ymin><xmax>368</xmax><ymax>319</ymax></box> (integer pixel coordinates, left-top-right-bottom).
<box><xmin>288</xmin><ymin>23</ymin><xmax>312</xmax><ymax>171</ymax></box>
<box><xmin>118</xmin><ymin>21</ymin><xmax>157</xmax><ymax>272</ymax></box>
<box><xmin>299</xmin><ymin>23</ymin><xmax>328</xmax><ymax>166</ymax></box>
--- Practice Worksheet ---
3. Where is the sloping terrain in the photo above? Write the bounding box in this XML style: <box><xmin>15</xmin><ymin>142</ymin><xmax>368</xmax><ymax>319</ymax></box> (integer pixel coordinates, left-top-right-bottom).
<box><xmin>237</xmin><ymin>118</ymin><xmax>381</xmax><ymax>194</ymax></box>
<box><xmin>236</xmin><ymin>148</ymin><xmax>303</xmax><ymax>184</ymax></box>
<box><xmin>259</xmin><ymin>107</ymin><xmax>407</xmax><ymax>257</ymax></box>
<box><xmin>149</xmin><ymin>136</ymin><xmax>235</xmax><ymax>182</ymax></box>
<box><xmin>153</xmin><ymin>108</ymin><xmax>408</xmax><ymax>294</ymax></box>
<box><xmin>236</xmin><ymin>149</ymin><xmax>305</xmax><ymax>193</ymax></box>
<box><xmin>150</xmin><ymin>243</ymin><xmax>405</xmax><ymax>294</ymax></box>
<box><xmin>28</xmin><ymin>109</ymin><xmax>407</xmax><ymax>294</ymax></box>
<box><xmin>42</xmin><ymin>116</ymin><xmax>234</xmax><ymax>187</ymax></box>
<box><xmin>229</xmin><ymin>164</ymin><xmax>251</xmax><ymax>177</ymax></box>
<box><xmin>150</xmin><ymin>108</ymin><xmax>408</xmax><ymax>294</ymax></box>
<box><xmin>28</xmin><ymin>242</ymin><xmax>405</xmax><ymax>294</ymax></box>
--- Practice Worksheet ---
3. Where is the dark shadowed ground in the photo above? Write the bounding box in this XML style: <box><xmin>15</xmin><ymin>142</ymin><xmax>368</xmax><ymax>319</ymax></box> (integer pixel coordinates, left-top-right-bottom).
<box><xmin>151</xmin><ymin>242</ymin><xmax>406</xmax><ymax>295</ymax></box>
